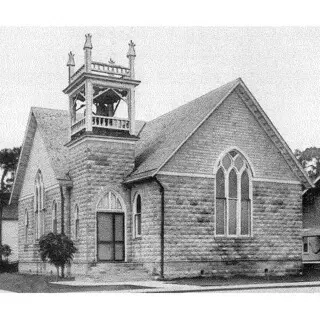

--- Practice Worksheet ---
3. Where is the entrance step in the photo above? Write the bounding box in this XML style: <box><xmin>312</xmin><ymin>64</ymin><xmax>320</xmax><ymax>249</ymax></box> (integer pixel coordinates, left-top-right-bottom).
<box><xmin>76</xmin><ymin>262</ymin><xmax>153</xmax><ymax>282</ymax></box>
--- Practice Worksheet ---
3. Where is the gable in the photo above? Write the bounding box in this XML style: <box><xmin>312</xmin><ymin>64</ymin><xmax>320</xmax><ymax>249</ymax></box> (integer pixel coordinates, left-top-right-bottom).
<box><xmin>126</xmin><ymin>78</ymin><xmax>311</xmax><ymax>188</ymax></box>
<box><xmin>162</xmin><ymin>90</ymin><xmax>298</xmax><ymax>181</ymax></box>
<box><xmin>20</xmin><ymin>125</ymin><xmax>58</xmax><ymax>199</ymax></box>
<box><xmin>129</xmin><ymin>79</ymin><xmax>240</xmax><ymax>180</ymax></box>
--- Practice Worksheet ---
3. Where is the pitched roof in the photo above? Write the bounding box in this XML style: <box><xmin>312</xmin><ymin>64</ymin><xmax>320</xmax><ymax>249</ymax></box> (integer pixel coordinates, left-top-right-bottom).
<box><xmin>127</xmin><ymin>78</ymin><xmax>313</xmax><ymax>188</ymax></box>
<box><xmin>32</xmin><ymin>107</ymin><xmax>70</xmax><ymax>180</ymax></box>
<box><xmin>10</xmin><ymin>107</ymin><xmax>146</xmax><ymax>203</ymax></box>
<box><xmin>10</xmin><ymin>77</ymin><xmax>313</xmax><ymax>203</ymax></box>
<box><xmin>10</xmin><ymin>107</ymin><xmax>70</xmax><ymax>203</ymax></box>
<box><xmin>128</xmin><ymin>78</ymin><xmax>240</xmax><ymax>181</ymax></box>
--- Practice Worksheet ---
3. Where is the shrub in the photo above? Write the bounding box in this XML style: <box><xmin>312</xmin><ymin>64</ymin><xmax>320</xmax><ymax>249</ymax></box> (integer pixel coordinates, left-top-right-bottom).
<box><xmin>0</xmin><ymin>244</ymin><xmax>12</xmax><ymax>262</ymax></box>
<box><xmin>39</xmin><ymin>233</ymin><xmax>77</xmax><ymax>281</ymax></box>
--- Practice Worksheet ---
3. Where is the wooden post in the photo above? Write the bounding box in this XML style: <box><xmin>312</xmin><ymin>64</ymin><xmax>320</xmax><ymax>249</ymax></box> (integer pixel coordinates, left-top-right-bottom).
<box><xmin>85</xmin><ymin>80</ymin><xmax>93</xmax><ymax>132</ymax></box>
<box><xmin>128</xmin><ymin>89</ymin><xmax>135</xmax><ymax>135</ymax></box>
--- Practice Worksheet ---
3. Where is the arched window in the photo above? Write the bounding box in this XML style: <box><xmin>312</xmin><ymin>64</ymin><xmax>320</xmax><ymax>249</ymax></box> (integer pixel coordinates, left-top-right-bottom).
<box><xmin>52</xmin><ymin>200</ymin><xmax>57</xmax><ymax>234</ymax></box>
<box><xmin>24</xmin><ymin>209</ymin><xmax>29</xmax><ymax>244</ymax></box>
<box><xmin>215</xmin><ymin>150</ymin><xmax>252</xmax><ymax>236</ymax></box>
<box><xmin>34</xmin><ymin>170</ymin><xmax>45</xmax><ymax>239</ymax></box>
<box><xmin>97</xmin><ymin>191</ymin><xmax>123</xmax><ymax>211</ymax></box>
<box><xmin>74</xmin><ymin>204</ymin><xmax>79</xmax><ymax>240</ymax></box>
<box><xmin>133</xmin><ymin>194</ymin><xmax>142</xmax><ymax>238</ymax></box>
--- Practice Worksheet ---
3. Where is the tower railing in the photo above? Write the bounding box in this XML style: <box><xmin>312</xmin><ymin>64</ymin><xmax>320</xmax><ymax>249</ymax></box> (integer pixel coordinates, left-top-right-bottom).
<box><xmin>69</xmin><ymin>62</ymin><xmax>131</xmax><ymax>83</ymax></box>
<box><xmin>70</xmin><ymin>65</ymin><xmax>85</xmax><ymax>82</ymax></box>
<box><xmin>91</xmin><ymin>61</ymin><xmax>131</xmax><ymax>78</ymax></box>
<box><xmin>71</xmin><ymin>116</ymin><xmax>130</xmax><ymax>135</ymax></box>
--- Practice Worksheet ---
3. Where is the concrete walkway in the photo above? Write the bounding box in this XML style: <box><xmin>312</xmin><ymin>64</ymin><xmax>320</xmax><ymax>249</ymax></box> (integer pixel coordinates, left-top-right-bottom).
<box><xmin>0</xmin><ymin>289</ymin><xmax>14</xmax><ymax>293</ymax></box>
<box><xmin>51</xmin><ymin>280</ymin><xmax>320</xmax><ymax>293</ymax></box>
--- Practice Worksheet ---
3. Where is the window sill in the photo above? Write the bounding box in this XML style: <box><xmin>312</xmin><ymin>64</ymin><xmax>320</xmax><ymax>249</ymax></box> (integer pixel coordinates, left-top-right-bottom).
<box><xmin>133</xmin><ymin>236</ymin><xmax>142</xmax><ymax>240</ymax></box>
<box><xmin>214</xmin><ymin>235</ymin><xmax>253</xmax><ymax>239</ymax></box>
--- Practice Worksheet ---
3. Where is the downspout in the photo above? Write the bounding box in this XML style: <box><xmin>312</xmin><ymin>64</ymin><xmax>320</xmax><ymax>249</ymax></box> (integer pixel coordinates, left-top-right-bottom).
<box><xmin>66</xmin><ymin>187</ymin><xmax>71</xmax><ymax>238</ymax></box>
<box><xmin>154</xmin><ymin>176</ymin><xmax>165</xmax><ymax>279</ymax></box>
<box><xmin>60</xmin><ymin>186</ymin><xmax>65</xmax><ymax>235</ymax></box>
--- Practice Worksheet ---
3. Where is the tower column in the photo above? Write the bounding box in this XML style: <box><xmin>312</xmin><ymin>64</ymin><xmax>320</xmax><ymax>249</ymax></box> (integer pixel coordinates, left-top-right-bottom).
<box><xmin>128</xmin><ymin>88</ymin><xmax>135</xmax><ymax>135</ymax></box>
<box><xmin>85</xmin><ymin>80</ymin><xmax>93</xmax><ymax>132</ymax></box>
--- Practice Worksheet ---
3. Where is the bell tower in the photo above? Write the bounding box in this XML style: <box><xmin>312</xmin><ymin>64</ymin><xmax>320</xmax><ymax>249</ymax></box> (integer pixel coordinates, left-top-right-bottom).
<box><xmin>63</xmin><ymin>34</ymin><xmax>140</xmax><ymax>140</ymax></box>
<box><xmin>63</xmin><ymin>35</ymin><xmax>141</xmax><ymax>267</ymax></box>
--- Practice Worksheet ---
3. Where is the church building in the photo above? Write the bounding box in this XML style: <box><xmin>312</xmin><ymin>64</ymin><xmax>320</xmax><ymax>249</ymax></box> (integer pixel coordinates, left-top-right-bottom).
<box><xmin>10</xmin><ymin>35</ymin><xmax>313</xmax><ymax>280</ymax></box>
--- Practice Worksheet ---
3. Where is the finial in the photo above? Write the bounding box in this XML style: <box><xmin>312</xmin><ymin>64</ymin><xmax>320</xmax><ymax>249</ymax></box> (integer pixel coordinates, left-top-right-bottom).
<box><xmin>108</xmin><ymin>58</ymin><xmax>115</xmax><ymax>64</ymax></box>
<box><xmin>127</xmin><ymin>40</ymin><xmax>136</xmax><ymax>57</ymax></box>
<box><xmin>84</xmin><ymin>34</ymin><xmax>93</xmax><ymax>49</ymax></box>
<box><xmin>67</xmin><ymin>51</ymin><xmax>75</xmax><ymax>66</ymax></box>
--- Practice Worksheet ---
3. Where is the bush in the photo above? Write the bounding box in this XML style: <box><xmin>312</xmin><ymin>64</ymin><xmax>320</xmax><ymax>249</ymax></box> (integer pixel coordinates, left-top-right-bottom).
<box><xmin>0</xmin><ymin>244</ymin><xmax>12</xmax><ymax>262</ymax></box>
<box><xmin>0</xmin><ymin>261</ymin><xmax>18</xmax><ymax>273</ymax></box>
<box><xmin>39</xmin><ymin>233</ymin><xmax>77</xmax><ymax>281</ymax></box>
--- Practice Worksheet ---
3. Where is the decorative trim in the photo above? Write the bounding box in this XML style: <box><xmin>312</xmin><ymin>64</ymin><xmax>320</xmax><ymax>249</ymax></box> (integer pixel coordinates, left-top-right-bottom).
<box><xmin>158</xmin><ymin>171</ymin><xmax>215</xmax><ymax>179</ymax></box>
<box><xmin>66</xmin><ymin>135</ymin><xmax>137</xmax><ymax>149</ymax></box>
<box><xmin>252</xmin><ymin>177</ymin><xmax>301</xmax><ymax>185</ymax></box>
<box><xmin>235</xmin><ymin>80</ymin><xmax>313</xmax><ymax>189</ymax></box>
<box><xmin>157</xmin><ymin>171</ymin><xmax>301</xmax><ymax>185</ymax></box>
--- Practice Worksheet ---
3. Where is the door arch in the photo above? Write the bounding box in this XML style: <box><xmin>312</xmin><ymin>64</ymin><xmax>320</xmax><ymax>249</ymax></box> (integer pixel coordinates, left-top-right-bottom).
<box><xmin>96</xmin><ymin>191</ymin><xmax>125</xmax><ymax>262</ymax></box>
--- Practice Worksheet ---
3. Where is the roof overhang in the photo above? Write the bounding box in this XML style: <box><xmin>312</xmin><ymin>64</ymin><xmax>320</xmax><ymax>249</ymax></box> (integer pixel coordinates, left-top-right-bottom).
<box><xmin>63</xmin><ymin>72</ymin><xmax>141</xmax><ymax>95</ymax></box>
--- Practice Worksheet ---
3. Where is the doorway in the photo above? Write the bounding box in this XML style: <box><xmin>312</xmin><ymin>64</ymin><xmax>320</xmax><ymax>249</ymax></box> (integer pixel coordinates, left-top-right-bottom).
<box><xmin>97</xmin><ymin>212</ymin><xmax>125</xmax><ymax>261</ymax></box>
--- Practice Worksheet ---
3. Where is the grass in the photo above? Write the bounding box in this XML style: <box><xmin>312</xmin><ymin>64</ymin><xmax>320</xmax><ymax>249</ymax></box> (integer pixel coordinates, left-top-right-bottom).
<box><xmin>0</xmin><ymin>273</ymin><xmax>151</xmax><ymax>293</ymax></box>
<box><xmin>2</xmin><ymin>266</ymin><xmax>320</xmax><ymax>293</ymax></box>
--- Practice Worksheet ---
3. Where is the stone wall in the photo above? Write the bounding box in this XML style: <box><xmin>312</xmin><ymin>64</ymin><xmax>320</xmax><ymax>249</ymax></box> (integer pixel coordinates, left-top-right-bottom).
<box><xmin>130</xmin><ymin>180</ymin><xmax>162</xmax><ymax>275</ymax></box>
<box><xmin>67</xmin><ymin>136</ymin><xmax>136</xmax><ymax>273</ymax></box>
<box><xmin>18</xmin><ymin>186</ymin><xmax>62</xmax><ymax>274</ymax></box>
<box><xmin>156</xmin><ymin>174</ymin><xmax>302</xmax><ymax>278</ymax></box>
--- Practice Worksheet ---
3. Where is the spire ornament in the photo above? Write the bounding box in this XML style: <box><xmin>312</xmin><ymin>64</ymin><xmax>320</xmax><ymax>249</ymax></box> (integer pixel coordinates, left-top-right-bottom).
<box><xmin>127</xmin><ymin>40</ymin><xmax>136</xmax><ymax>57</ymax></box>
<box><xmin>84</xmin><ymin>34</ymin><xmax>93</xmax><ymax>49</ymax></box>
<box><xmin>67</xmin><ymin>51</ymin><xmax>75</xmax><ymax>66</ymax></box>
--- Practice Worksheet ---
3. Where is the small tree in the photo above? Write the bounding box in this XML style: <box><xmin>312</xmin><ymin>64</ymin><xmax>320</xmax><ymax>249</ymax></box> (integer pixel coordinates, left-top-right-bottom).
<box><xmin>39</xmin><ymin>233</ymin><xmax>77</xmax><ymax>281</ymax></box>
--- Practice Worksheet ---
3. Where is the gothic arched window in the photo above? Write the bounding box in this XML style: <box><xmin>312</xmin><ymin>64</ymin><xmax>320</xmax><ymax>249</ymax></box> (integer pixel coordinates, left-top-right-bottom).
<box><xmin>34</xmin><ymin>170</ymin><xmax>45</xmax><ymax>239</ymax></box>
<box><xmin>134</xmin><ymin>194</ymin><xmax>142</xmax><ymax>238</ymax></box>
<box><xmin>215</xmin><ymin>150</ymin><xmax>252</xmax><ymax>237</ymax></box>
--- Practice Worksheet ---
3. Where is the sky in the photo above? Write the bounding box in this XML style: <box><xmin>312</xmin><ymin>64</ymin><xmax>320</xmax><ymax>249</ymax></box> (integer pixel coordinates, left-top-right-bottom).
<box><xmin>0</xmin><ymin>26</ymin><xmax>320</xmax><ymax>152</ymax></box>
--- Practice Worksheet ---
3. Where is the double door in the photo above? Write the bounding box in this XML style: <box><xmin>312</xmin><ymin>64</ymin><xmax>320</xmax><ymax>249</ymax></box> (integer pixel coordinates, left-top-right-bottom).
<box><xmin>97</xmin><ymin>212</ymin><xmax>124</xmax><ymax>261</ymax></box>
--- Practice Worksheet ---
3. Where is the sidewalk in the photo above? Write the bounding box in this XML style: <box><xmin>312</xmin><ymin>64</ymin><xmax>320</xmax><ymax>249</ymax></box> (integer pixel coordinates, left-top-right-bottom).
<box><xmin>0</xmin><ymin>289</ymin><xmax>14</xmax><ymax>293</ymax></box>
<box><xmin>52</xmin><ymin>279</ymin><xmax>320</xmax><ymax>293</ymax></box>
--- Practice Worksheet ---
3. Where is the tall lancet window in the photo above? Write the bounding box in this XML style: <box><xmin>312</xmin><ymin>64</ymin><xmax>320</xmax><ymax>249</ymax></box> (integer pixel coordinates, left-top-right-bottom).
<box><xmin>34</xmin><ymin>170</ymin><xmax>45</xmax><ymax>239</ymax></box>
<box><xmin>215</xmin><ymin>150</ymin><xmax>252</xmax><ymax>237</ymax></box>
